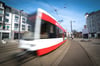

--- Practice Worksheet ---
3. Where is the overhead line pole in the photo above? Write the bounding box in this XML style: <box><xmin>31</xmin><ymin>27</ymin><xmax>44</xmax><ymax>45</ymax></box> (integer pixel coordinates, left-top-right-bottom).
<box><xmin>70</xmin><ymin>21</ymin><xmax>75</xmax><ymax>38</ymax></box>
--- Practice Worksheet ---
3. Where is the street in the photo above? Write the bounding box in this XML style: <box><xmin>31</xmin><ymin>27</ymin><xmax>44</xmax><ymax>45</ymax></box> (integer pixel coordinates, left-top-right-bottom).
<box><xmin>0</xmin><ymin>38</ymin><xmax>100</xmax><ymax>66</ymax></box>
<box><xmin>59</xmin><ymin>39</ymin><xmax>95</xmax><ymax>66</ymax></box>
<box><xmin>0</xmin><ymin>0</ymin><xmax>100</xmax><ymax>66</ymax></box>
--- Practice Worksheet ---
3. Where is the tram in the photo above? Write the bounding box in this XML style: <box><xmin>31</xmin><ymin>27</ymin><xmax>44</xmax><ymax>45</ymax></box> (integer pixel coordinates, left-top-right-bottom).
<box><xmin>19</xmin><ymin>8</ymin><xmax>67</xmax><ymax>56</ymax></box>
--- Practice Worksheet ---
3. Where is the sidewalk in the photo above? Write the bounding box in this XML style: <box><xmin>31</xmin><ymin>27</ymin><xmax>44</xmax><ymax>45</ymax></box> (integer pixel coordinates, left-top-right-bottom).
<box><xmin>58</xmin><ymin>39</ymin><xmax>95</xmax><ymax>66</ymax></box>
<box><xmin>0</xmin><ymin>39</ymin><xmax>18</xmax><ymax>45</ymax></box>
<box><xmin>75</xmin><ymin>38</ymin><xmax>100</xmax><ymax>66</ymax></box>
<box><xmin>0</xmin><ymin>40</ymin><xmax>21</xmax><ymax>63</ymax></box>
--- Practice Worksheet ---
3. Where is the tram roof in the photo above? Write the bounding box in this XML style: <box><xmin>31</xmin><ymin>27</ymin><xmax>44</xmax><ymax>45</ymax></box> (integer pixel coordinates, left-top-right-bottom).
<box><xmin>38</xmin><ymin>8</ymin><xmax>66</xmax><ymax>32</ymax></box>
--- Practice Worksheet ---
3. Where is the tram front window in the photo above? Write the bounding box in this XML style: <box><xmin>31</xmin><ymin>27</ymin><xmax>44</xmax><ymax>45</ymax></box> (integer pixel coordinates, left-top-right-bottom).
<box><xmin>21</xmin><ymin>13</ymin><xmax>36</xmax><ymax>40</ymax></box>
<box><xmin>22</xmin><ymin>32</ymin><xmax>34</xmax><ymax>40</ymax></box>
<box><xmin>40</xmin><ymin>20</ymin><xmax>63</xmax><ymax>39</ymax></box>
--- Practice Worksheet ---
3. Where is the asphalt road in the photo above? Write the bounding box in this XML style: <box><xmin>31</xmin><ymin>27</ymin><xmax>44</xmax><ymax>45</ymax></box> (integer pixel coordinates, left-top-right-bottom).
<box><xmin>0</xmin><ymin>39</ymin><xmax>97</xmax><ymax>66</ymax></box>
<box><xmin>58</xmin><ymin>39</ymin><xmax>95</xmax><ymax>66</ymax></box>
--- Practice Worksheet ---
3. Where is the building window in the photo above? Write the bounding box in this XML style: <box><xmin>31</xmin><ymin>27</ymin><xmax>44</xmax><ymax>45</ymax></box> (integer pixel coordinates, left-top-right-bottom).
<box><xmin>0</xmin><ymin>16</ymin><xmax>2</xmax><ymax>21</ymax></box>
<box><xmin>0</xmin><ymin>9</ymin><xmax>3</xmax><ymax>14</ymax></box>
<box><xmin>22</xmin><ymin>25</ymin><xmax>25</xmax><ymax>30</ymax></box>
<box><xmin>5</xmin><ymin>19</ymin><xmax>9</xmax><ymax>22</ymax></box>
<box><xmin>2</xmin><ymin>25</ymin><xmax>9</xmax><ymax>30</ymax></box>
<box><xmin>0</xmin><ymin>3</ymin><xmax>3</xmax><ymax>7</ymax></box>
<box><xmin>14</xmin><ymin>11</ymin><xmax>19</xmax><ymax>15</ymax></box>
<box><xmin>6</xmin><ymin>8</ymin><xmax>11</xmax><ymax>12</ymax></box>
<box><xmin>22</xmin><ymin>18</ymin><xmax>26</xmax><ymax>23</ymax></box>
<box><xmin>28</xmin><ymin>25</ymin><xmax>31</xmax><ymax>31</ymax></box>
<box><xmin>0</xmin><ymin>24</ymin><xmax>2</xmax><ymax>29</ymax></box>
<box><xmin>14</xmin><ymin>23</ymin><xmax>18</xmax><ymax>30</ymax></box>
<box><xmin>6</xmin><ymin>13</ymin><xmax>9</xmax><ymax>16</ymax></box>
<box><xmin>15</xmin><ymin>16</ymin><xmax>19</xmax><ymax>18</ymax></box>
<box><xmin>2</xmin><ymin>33</ymin><xmax>9</xmax><ymax>39</ymax></box>
<box><xmin>15</xmin><ymin>16</ymin><xmax>19</xmax><ymax>22</ymax></box>
<box><xmin>14</xmin><ymin>23</ymin><xmax>18</xmax><ymax>27</ymax></box>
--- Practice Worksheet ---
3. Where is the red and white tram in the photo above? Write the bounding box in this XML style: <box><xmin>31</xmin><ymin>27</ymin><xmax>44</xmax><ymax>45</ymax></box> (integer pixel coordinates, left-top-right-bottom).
<box><xmin>19</xmin><ymin>8</ymin><xmax>67</xmax><ymax>56</ymax></box>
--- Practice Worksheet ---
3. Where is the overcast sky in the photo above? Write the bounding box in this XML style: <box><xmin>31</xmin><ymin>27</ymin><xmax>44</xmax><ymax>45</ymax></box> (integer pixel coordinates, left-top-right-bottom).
<box><xmin>1</xmin><ymin>0</ymin><xmax>100</xmax><ymax>32</ymax></box>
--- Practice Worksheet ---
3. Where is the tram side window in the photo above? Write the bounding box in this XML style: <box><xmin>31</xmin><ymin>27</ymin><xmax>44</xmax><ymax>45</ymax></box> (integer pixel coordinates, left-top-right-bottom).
<box><xmin>64</xmin><ymin>32</ymin><xmax>67</xmax><ymax>37</ymax></box>
<box><xmin>56</xmin><ymin>27</ymin><xmax>63</xmax><ymax>38</ymax></box>
<box><xmin>64</xmin><ymin>32</ymin><xmax>67</xmax><ymax>40</ymax></box>
<box><xmin>48</xmin><ymin>23</ymin><xmax>57</xmax><ymax>38</ymax></box>
<box><xmin>40</xmin><ymin>20</ymin><xmax>57</xmax><ymax>39</ymax></box>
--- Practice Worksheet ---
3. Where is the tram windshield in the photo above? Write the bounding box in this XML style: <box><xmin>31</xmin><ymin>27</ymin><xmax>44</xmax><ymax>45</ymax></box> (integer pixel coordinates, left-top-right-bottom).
<box><xmin>21</xmin><ymin>13</ymin><xmax>36</xmax><ymax>40</ymax></box>
<box><xmin>40</xmin><ymin>20</ymin><xmax>63</xmax><ymax>39</ymax></box>
<box><xmin>22</xmin><ymin>32</ymin><xmax>34</xmax><ymax>40</ymax></box>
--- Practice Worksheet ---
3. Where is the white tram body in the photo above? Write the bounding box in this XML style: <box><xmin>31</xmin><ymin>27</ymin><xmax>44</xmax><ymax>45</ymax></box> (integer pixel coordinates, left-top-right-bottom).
<box><xmin>19</xmin><ymin>8</ymin><xmax>67</xmax><ymax>56</ymax></box>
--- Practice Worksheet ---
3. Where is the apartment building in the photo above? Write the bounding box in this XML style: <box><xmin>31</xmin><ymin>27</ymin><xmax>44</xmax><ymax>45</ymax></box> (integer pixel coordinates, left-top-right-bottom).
<box><xmin>85</xmin><ymin>10</ymin><xmax>100</xmax><ymax>38</ymax></box>
<box><xmin>0</xmin><ymin>1</ymin><xmax>31</xmax><ymax>40</ymax></box>
<box><xmin>0</xmin><ymin>1</ymin><xmax>10</xmax><ymax>40</ymax></box>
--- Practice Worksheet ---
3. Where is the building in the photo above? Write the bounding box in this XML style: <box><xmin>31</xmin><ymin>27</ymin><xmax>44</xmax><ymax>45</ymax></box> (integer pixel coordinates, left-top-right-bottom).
<box><xmin>0</xmin><ymin>1</ymin><xmax>10</xmax><ymax>40</ymax></box>
<box><xmin>0</xmin><ymin>1</ymin><xmax>31</xmax><ymax>40</ymax></box>
<box><xmin>85</xmin><ymin>10</ymin><xmax>100</xmax><ymax>38</ymax></box>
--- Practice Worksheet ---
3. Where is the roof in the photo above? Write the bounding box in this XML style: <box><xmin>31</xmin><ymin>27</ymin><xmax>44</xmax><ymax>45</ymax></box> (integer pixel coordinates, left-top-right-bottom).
<box><xmin>38</xmin><ymin>8</ymin><xmax>65</xmax><ymax>32</ymax></box>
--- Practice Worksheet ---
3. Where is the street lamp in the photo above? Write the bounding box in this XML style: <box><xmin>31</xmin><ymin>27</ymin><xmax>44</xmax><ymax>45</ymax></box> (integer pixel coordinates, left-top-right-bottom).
<box><xmin>18</xmin><ymin>10</ymin><xmax>23</xmax><ymax>40</ymax></box>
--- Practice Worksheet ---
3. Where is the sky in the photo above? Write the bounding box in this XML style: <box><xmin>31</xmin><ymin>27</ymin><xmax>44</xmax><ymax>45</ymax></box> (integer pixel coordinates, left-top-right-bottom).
<box><xmin>1</xmin><ymin>0</ymin><xmax>100</xmax><ymax>32</ymax></box>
